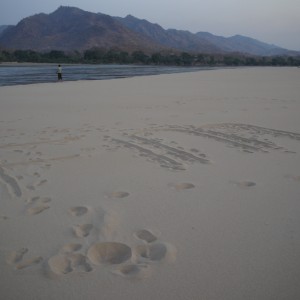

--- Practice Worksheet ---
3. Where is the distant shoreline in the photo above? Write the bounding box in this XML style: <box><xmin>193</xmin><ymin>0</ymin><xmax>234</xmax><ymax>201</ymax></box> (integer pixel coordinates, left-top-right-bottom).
<box><xmin>0</xmin><ymin>62</ymin><xmax>78</xmax><ymax>67</ymax></box>
<box><xmin>0</xmin><ymin>64</ymin><xmax>218</xmax><ymax>87</ymax></box>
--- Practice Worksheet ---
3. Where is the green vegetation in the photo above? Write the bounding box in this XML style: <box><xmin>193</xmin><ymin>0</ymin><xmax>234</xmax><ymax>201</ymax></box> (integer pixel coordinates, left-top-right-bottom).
<box><xmin>0</xmin><ymin>48</ymin><xmax>300</xmax><ymax>66</ymax></box>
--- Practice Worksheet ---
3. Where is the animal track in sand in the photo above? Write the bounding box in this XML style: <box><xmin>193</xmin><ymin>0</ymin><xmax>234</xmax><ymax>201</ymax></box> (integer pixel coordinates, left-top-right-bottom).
<box><xmin>134</xmin><ymin>229</ymin><xmax>157</xmax><ymax>243</ymax></box>
<box><xmin>87</xmin><ymin>242</ymin><xmax>132</xmax><ymax>265</ymax></box>
<box><xmin>73</xmin><ymin>224</ymin><xmax>93</xmax><ymax>238</ymax></box>
<box><xmin>68</xmin><ymin>206</ymin><xmax>88</xmax><ymax>217</ymax></box>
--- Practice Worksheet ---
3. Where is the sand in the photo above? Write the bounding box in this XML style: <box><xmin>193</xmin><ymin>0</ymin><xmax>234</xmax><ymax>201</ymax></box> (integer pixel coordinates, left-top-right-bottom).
<box><xmin>0</xmin><ymin>67</ymin><xmax>300</xmax><ymax>299</ymax></box>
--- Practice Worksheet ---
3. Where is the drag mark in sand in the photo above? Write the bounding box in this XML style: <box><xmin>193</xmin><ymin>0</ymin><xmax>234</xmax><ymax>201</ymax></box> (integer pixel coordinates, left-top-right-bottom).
<box><xmin>2</xmin><ymin>154</ymin><xmax>81</xmax><ymax>168</ymax></box>
<box><xmin>130</xmin><ymin>135</ymin><xmax>210</xmax><ymax>164</ymax></box>
<box><xmin>110</xmin><ymin>123</ymin><xmax>300</xmax><ymax>172</ymax></box>
<box><xmin>159</xmin><ymin>123</ymin><xmax>300</xmax><ymax>153</ymax></box>
<box><xmin>0</xmin><ymin>136</ymin><xmax>82</xmax><ymax>150</ymax></box>
<box><xmin>0</xmin><ymin>166</ymin><xmax>22</xmax><ymax>197</ymax></box>
<box><xmin>112</xmin><ymin>138</ymin><xmax>193</xmax><ymax>171</ymax></box>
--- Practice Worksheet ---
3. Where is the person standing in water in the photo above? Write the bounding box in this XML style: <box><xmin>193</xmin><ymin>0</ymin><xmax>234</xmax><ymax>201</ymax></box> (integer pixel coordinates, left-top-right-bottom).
<box><xmin>57</xmin><ymin>64</ymin><xmax>62</xmax><ymax>81</ymax></box>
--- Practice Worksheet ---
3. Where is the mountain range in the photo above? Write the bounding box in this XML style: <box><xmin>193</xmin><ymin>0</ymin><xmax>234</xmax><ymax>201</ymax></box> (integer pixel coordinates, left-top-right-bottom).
<box><xmin>0</xmin><ymin>6</ymin><xmax>298</xmax><ymax>56</ymax></box>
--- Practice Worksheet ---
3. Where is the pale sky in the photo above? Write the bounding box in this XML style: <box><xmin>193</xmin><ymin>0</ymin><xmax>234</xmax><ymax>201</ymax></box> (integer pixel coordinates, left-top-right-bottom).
<box><xmin>1</xmin><ymin>0</ymin><xmax>300</xmax><ymax>50</ymax></box>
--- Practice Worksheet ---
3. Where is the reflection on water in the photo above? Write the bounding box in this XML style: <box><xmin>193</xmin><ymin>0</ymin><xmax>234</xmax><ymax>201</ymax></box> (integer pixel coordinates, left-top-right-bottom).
<box><xmin>0</xmin><ymin>64</ymin><xmax>214</xmax><ymax>87</ymax></box>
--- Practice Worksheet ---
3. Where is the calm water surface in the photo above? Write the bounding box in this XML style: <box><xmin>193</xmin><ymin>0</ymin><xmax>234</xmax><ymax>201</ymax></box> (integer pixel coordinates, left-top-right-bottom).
<box><xmin>0</xmin><ymin>64</ymin><xmax>214</xmax><ymax>87</ymax></box>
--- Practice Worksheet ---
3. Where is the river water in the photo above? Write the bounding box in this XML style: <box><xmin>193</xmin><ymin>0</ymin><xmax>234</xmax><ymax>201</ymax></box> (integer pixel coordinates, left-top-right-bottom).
<box><xmin>0</xmin><ymin>64</ymin><xmax>214</xmax><ymax>87</ymax></box>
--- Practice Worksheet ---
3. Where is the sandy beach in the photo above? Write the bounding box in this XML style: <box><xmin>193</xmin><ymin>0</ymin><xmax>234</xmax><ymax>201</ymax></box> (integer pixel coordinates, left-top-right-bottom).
<box><xmin>0</xmin><ymin>67</ymin><xmax>300</xmax><ymax>300</ymax></box>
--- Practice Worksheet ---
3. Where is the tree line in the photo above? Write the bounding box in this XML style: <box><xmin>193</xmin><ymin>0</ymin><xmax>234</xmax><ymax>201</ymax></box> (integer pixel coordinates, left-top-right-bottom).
<box><xmin>0</xmin><ymin>48</ymin><xmax>300</xmax><ymax>66</ymax></box>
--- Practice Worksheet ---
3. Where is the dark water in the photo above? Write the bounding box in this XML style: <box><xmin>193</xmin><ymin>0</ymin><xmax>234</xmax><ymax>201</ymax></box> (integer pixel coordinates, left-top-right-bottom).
<box><xmin>0</xmin><ymin>64</ymin><xmax>213</xmax><ymax>87</ymax></box>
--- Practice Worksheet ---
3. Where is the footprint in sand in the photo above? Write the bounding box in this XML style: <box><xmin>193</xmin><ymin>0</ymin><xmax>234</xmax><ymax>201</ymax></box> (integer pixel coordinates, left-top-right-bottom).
<box><xmin>113</xmin><ymin>263</ymin><xmax>152</xmax><ymax>279</ymax></box>
<box><xmin>135</xmin><ymin>243</ymin><xmax>167</xmax><ymax>261</ymax></box>
<box><xmin>284</xmin><ymin>174</ymin><xmax>300</xmax><ymax>182</ymax></box>
<box><xmin>69</xmin><ymin>253</ymin><xmax>93</xmax><ymax>272</ymax></box>
<box><xmin>26</xmin><ymin>196</ymin><xmax>40</xmax><ymax>204</ymax></box>
<box><xmin>232</xmin><ymin>181</ymin><xmax>256</xmax><ymax>188</ymax></box>
<box><xmin>6</xmin><ymin>248</ymin><xmax>28</xmax><ymax>264</ymax></box>
<box><xmin>48</xmin><ymin>255</ymin><xmax>72</xmax><ymax>275</ymax></box>
<box><xmin>73</xmin><ymin>224</ymin><xmax>93</xmax><ymax>238</ymax></box>
<box><xmin>61</xmin><ymin>243</ymin><xmax>82</xmax><ymax>253</ymax></box>
<box><xmin>108</xmin><ymin>191</ymin><xmax>130</xmax><ymax>199</ymax></box>
<box><xmin>26</xmin><ymin>197</ymin><xmax>51</xmax><ymax>215</ymax></box>
<box><xmin>26</xmin><ymin>184</ymin><xmax>35</xmax><ymax>191</ymax></box>
<box><xmin>68</xmin><ymin>206</ymin><xmax>88</xmax><ymax>217</ymax></box>
<box><xmin>27</xmin><ymin>204</ymin><xmax>50</xmax><ymax>215</ymax></box>
<box><xmin>48</xmin><ymin>244</ymin><xmax>89</xmax><ymax>275</ymax></box>
<box><xmin>134</xmin><ymin>229</ymin><xmax>157</xmax><ymax>243</ymax></box>
<box><xmin>169</xmin><ymin>183</ymin><xmax>195</xmax><ymax>191</ymax></box>
<box><xmin>36</xmin><ymin>179</ymin><xmax>48</xmax><ymax>187</ymax></box>
<box><xmin>26</xmin><ymin>196</ymin><xmax>51</xmax><ymax>204</ymax></box>
<box><xmin>135</xmin><ymin>242</ymin><xmax>177</xmax><ymax>263</ymax></box>
<box><xmin>87</xmin><ymin>242</ymin><xmax>132</xmax><ymax>265</ymax></box>
<box><xmin>7</xmin><ymin>248</ymin><xmax>43</xmax><ymax>270</ymax></box>
<box><xmin>48</xmin><ymin>253</ymin><xmax>92</xmax><ymax>275</ymax></box>
<box><xmin>16</xmin><ymin>256</ymin><xmax>43</xmax><ymax>270</ymax></box>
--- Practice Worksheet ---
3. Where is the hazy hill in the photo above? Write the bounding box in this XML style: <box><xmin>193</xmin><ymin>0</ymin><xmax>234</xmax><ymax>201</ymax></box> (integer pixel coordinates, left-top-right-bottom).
<box><xmin>0</xmin><ymin>6</ymin><xmax>298</xmax><ymax>56</ymax></box>
<box><xmin>117</xmin><ymin>15</ymin><xmax>297</xmax><ymax>56</ymax></box>
<box><xmin>0</xmin><ymin>6</ymin><xmax>165</xmax><ymax>52</ymax></box>
<box><xmin>114</xmin><ymin>15</ymin><xmax>221</xmax><ymax>53</ymax></box>
<box><xmin>0</xmin><ymin>25</ymin><xmax>8</xmax><ymax>35</ymax></box>
<box><xmin>196</xmin><ymin>32</ymin><xmax>297</xmax><ymax>56</ymax></box>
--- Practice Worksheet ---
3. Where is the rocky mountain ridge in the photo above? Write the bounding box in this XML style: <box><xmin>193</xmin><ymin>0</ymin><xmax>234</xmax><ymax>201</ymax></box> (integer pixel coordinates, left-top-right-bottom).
<box><xmin>0</xmin><ymin>6</ymin><xmax>298</xmax><ymax>56</ymax></box>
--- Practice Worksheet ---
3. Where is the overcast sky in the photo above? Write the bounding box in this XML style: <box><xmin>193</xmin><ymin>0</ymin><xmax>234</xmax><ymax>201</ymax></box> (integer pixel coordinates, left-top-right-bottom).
<box><xmin>1</xmin><ymin>0</ymin><xmax>300</xmax><ymax>50</ymax></box>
